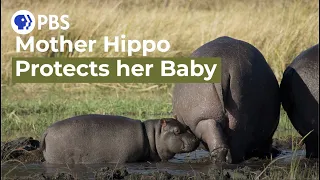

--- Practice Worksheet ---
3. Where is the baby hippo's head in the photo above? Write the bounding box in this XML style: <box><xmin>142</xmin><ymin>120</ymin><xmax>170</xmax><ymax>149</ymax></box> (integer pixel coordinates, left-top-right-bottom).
<box><xmin>156</xmin><ymin>118</ymin><xmax>199</xmax><ymax>160</ymax></box>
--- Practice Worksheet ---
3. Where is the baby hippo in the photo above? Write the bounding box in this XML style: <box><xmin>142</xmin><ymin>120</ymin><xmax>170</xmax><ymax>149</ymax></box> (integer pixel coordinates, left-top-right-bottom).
<box><xmin>40</xmin><ymin>115</ymin><xmax>199</xmax><ymax>164</ymax></box>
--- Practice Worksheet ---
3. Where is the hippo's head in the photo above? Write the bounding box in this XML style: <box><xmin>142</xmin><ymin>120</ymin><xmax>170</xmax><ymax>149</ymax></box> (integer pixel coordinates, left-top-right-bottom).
<box><xmin>156</xmin><ymin>118</ymin><xmax>200</xmax><ymax>160</ymax></box>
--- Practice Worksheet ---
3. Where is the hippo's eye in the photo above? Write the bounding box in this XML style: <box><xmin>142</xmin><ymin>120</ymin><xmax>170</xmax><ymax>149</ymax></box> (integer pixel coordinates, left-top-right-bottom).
<box><xmin>173</xmin><ymin>127</ymin><xmax>180</xmax><ymax>135</ymax></box>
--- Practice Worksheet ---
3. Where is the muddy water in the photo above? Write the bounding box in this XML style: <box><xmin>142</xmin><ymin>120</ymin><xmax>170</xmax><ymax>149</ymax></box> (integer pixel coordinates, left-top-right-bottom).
<box><xmin>0</xmin><ymin>115</ymin><xmax>312</xmax><ymax>179</ymax></box>
<box><xmin>1</xmin><ymin>149</ymin><xmax>306</xmax><ymax>179</ymax></box>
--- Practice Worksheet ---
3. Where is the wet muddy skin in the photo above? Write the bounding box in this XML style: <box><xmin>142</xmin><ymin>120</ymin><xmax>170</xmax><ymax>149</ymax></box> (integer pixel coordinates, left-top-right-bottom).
<box><xmin>1</xmin><ymin>137</ymin><xmax>318</xmax><ymax>180</ymax></box>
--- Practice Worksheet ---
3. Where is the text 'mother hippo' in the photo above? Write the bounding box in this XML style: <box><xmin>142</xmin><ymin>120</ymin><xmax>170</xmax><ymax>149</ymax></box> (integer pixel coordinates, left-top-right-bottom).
<box><xmin>173</xmin><ymin>36</ymin><xmax>280</xmax><ymax>163</ymax></box>
<box><xmin>40</xmin><ymin>115</ymin><xmax>199</xmax><ymax>164</ymax></box>
<box><xmin>280</xmin><ymin>44</ymin><xmax>319</xmax><ymax>158</ymax></box>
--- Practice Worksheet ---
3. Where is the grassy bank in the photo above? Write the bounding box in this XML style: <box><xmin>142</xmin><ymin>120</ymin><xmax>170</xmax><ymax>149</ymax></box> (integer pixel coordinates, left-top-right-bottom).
<box><xmin>1</xmin><ymin>86</ymin><xmax>298</xmax><ymax>141</ymax></box>
<box><xmin>1</xmin><ymin>86</ymin><xmax>173</xmax><ymax>140</ymax></box>
<box><xmin>0</xmin><ymin>0</ymin><xmax>317</xmax><ymax>139</ymax></box>
<box><xmin>1</xmin><ymin>0</ymin><xmax>318</xmax><ymax>179</ymax></box>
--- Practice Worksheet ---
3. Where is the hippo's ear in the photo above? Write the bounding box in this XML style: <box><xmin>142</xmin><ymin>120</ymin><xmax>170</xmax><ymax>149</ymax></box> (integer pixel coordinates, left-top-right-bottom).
<box><xmin>161</xmin><ymin>119</ymin><xmax>167</xmax><ymax>128</ymax></box>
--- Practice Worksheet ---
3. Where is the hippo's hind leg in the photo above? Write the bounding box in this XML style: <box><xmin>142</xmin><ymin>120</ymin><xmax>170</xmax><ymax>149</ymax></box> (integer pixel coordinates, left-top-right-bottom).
<box><xmin>195</xmin><ymin>119</ymin><xmax>232</xmax><ymax>163</ymax></box>
<box><xmin>245</xmin><ymin>138</ymin><xmax>280</xmax><ymax>160</ymax></box>
<box><xmin>305</xmin><ymin>133</ymin><xmax>319</xmax><ymax>158</ymax></box>
<box><xmin>227</xmin><ymin>131</ymin><xmax>278</xmax><ymax>163</ymax></box>
<box><xmin>227</xmin><ymin>129</ymin><xmax>250</xmax><ymax>163</ymax></box>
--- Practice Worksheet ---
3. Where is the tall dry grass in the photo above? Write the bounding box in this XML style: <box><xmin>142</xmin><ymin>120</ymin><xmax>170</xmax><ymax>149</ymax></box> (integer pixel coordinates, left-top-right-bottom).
<box><xmin>1</xmin><ymin>0</ymin><xmax>319</xmax><ymax>91</ymax></box>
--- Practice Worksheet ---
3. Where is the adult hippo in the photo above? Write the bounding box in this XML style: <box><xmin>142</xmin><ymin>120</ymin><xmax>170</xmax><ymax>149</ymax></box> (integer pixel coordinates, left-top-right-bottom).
<box><xmin>173</xmin><ymin>36</ymin><xmax>280</xmax><ymax>163</ymax></box>
<box><xmin>280</xmin><ymin>44</ymin><xmax>319</xmax><ymax>158</ymax></box>
<box><xmin>40</xmin><ymin>115</ymin><xmax>199</xmax><ymax>164</ymax></box>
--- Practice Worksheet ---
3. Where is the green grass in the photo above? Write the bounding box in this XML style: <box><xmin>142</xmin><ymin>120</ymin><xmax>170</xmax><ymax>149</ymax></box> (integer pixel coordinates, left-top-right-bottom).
<box><xmin>1</xmin><ymin>0</ymin><xmax>319</xmax><ymax>86</ymax></box>
<box><xmin>1</xmin><ymin>86</ymin><xmax>317</xmax><ymax>179</ymax></box>
<box><xmin>1</xmin><ymin>86</ymin><xmax>173</xmax><ymax>140</ymax></box>
<box><xmin>1</xmin><ymin>85</ymin><xmax>298</xmax><ymax>141</ymax></box>
<box><xmin>1</xmin><ymin>0</ymin><xmax>318</xmax><ymax>179</ymax></box>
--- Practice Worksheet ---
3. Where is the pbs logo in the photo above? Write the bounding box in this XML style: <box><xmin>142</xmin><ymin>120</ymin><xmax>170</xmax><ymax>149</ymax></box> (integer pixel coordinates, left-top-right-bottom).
<box><xmin>11</xmin><ymin>10</ymin><xmax>70</xmax><ymax>34</ymax></box>
<box><xmin>11</xmin><ymin>10</ymin><xmax>35</xmax><ymax>35</ymax></box>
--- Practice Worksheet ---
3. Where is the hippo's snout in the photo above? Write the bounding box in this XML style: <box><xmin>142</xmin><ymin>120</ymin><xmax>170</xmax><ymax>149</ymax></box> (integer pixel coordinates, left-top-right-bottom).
<box><xmin>181</xmin><ymin>135</ymin><xmax>200</xmax><ymax>152</ymax></box>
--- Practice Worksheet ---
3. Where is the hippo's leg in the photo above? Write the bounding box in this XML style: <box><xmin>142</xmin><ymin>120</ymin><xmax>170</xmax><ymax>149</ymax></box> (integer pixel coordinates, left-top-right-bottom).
<box><xmin>229</xmin><ymin>113</ymin><xmax>278</xmax><ymax>162</ymax></box>
<box><xmin>305</xmin><ymin>134</ymin><xmax>318</xmax><ymax>158</ymax></box>
<box><xmin>227</xmin><ymin>131</ymin><xmax>248</xmax><ymax>163</ymax></box>
<box><xmin>195</xmin><ymin>119</ymin><xmax>231</xmax><ymax>163</ymax></box>
<box><xmin>228</xmin><ymin>134</ymin><xmax>276</xmax><ymax>163</ymax></box>
<box><xmin>245</xmin><ymin>137</ymin><xmax>277</xmax><ymax>160</ymax></box>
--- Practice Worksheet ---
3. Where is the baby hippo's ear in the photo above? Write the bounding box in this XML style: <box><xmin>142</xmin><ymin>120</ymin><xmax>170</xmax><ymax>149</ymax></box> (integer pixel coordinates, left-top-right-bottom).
<box><xmin>161</xmin><ymin>119</ymin><xmax>167</xmax><ymax>128</ymax></box>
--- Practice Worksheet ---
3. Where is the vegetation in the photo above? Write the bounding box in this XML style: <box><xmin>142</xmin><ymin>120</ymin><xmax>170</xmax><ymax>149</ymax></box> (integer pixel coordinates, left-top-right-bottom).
<box><xmin>1</xmin><ymin>85</ymin><xmax>299</xmax><ymax>141</ymax></box>
<box><xmin>1</xmin><ymin>0</ymin><xmax>318</xmax><ymax>84</ymax></box>
<box><xmin>1</xmin><ymin>0</ymin><xmax>318</xmax><ymax>139</ymax></box>
<box><xmin>1</xmin><ymin>0</ymin><xmax>318</xmax><ymax>179</ymax></box>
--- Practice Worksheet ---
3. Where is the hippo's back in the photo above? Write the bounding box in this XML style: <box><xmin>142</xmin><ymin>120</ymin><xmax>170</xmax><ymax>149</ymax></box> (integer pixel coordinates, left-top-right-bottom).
<box><xmin>174</xmin><ymin>36</ymin><xmax>279</xmax><ymax>130</ymax></box>
<box><xmin>42</xmin><ymin>115</ymin><xmax>144</xmax><ymax>164</ymax></box>
<box><xmin>190</xmin><ymin>36</ymin><xmax>275</xmax><ymax>76</ymax></box>
<box><xmin>190</xmin><ymin>36</ymin><xmax>279</xmax><ymax>117</ymax></box>
<box><xmin>284</xmin><ymin>44</ymin><xmax>319</xmax><ymax>102</ymax></box>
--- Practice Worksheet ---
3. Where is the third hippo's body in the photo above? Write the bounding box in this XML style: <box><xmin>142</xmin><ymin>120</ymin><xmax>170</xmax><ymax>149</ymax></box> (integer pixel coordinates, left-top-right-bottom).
<box><xmin>281</xmin><ymin>44</ymin><xmax>319</xmax><ymax>158</ymax></box>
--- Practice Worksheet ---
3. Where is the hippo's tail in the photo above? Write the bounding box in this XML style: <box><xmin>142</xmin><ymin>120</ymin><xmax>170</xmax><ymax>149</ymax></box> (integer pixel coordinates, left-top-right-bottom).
<box><xmin>39</xmin><ymin>131</ymin><xmax>48</xmax><ymax>152</ymax></box>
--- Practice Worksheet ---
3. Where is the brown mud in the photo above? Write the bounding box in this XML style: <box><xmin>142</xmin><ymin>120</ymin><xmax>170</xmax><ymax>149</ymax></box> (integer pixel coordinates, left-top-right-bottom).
<box><xmin>3</xmin><ymin>163</ymin><xmax>319</xmax><ymax>180</ymax></box>
<box><xmin>1</xmin><ymin>137</ymin><xmax>318</xmax><ymax>180</ymax></box>
<box><xmin>1</xmin><ymin>137</ymin><xmax>302</xmax><ymax>164</ymax></box>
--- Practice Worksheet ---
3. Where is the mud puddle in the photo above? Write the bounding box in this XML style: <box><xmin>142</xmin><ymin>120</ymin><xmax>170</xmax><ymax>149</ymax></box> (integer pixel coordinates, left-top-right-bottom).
<box><xmin>1</xmin><ymin>149</ymin><xmax>312</xmax><ymax>179</ymax></box>
<box><xmin>1</xmin><ymin>137</ymin><xmax>318</xmax><ymax>179</ymax></box>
